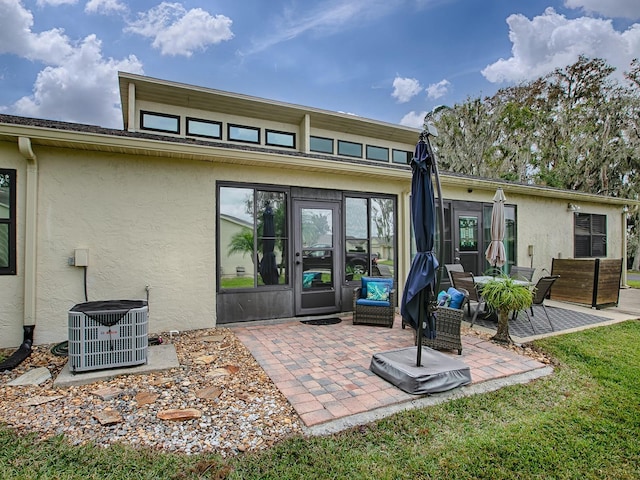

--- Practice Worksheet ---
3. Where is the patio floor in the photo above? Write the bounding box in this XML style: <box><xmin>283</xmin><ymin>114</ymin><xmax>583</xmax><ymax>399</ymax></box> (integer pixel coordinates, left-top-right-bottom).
<box><xmin>232</xmin><ymin>295</ymin><xmax>637</xmax><ymax>434</ymax></box>
<box><xmin>233</xmin><ymin>315</ymin><xmax>549</xmax><ymax>433</ymax></box>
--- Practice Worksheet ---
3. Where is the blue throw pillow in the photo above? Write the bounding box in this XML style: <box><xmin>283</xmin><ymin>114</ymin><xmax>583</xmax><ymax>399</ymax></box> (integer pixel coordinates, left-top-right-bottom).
<box><xmin>437</xmin><ymin>290</ymin><xmax>450</xmax><ymax>307</ymax></box>
<box><xmin>447</xmin><ymin>287</ymin><xmax>465</xmax><ymax>309</ymax></box>
<box><xmin>366</xmin><ymin>282</ymin><xmax>390</xmax><ymax>301</ymax></box>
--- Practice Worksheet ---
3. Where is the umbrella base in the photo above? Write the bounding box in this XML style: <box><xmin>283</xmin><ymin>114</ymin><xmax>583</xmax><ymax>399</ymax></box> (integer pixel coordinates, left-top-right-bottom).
<box><xmin>370</xmin><ymin>346</ymin><xmax>471</xmax><ymax>395</ymax></box>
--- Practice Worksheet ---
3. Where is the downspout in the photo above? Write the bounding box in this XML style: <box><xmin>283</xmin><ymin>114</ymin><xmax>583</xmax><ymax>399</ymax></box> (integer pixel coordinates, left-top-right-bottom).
<box><xmin>18</xmin><ymin>137</ymin><xmax>37</xmax><ymax>343</ymax></box>
<box><xmin>1</xmin><ymin>138</ymin><xmax>37</xmax><ymax>370</ymax></box>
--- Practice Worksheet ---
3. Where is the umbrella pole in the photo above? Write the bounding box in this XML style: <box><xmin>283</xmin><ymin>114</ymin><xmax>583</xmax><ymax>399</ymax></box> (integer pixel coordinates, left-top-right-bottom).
<box><xmin>416</xmin><ymin>289</ymin><xmax>423</xmax><ymax>366</ymax></box>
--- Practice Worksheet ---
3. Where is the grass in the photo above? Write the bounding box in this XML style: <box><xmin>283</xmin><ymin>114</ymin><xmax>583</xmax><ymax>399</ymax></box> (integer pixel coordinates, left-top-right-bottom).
<box><xmin>1</xmin><ymin>321</ymin><xmax>639</xmax><ymax>479</ymax></box>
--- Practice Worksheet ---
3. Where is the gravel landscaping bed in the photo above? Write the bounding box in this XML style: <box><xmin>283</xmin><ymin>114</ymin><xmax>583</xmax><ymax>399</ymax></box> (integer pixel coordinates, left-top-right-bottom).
<box><xmin>0</xmin><ymin>328</ymin><xmax>304</xmax><ymax>457</ymax></box>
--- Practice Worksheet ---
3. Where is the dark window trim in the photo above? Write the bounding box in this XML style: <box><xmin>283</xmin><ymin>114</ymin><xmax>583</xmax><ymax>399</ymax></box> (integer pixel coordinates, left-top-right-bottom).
<box><xmin>0</xmin><ymin>168</ymin><xmax>17</xmax><ymax>275</ymax></box>
<box><xmin>140</xmin><ymin>110</ymin><xmax>180</xmax><ymax>134</ymax></box>
<box><xmin>265</xmin><ymin>129</ymin><xmax>296</xmax><ymax>149</ymax></box>
<box><xmin>186</xmin><ymin>117</ymin><xmax>222</xmax><ymax>139</ymax></box>
<box><xmin>392</xmin><ymin>149</ymin><xmax>412</xmax><ymax>165</ymax></box>
<box><xmin>574</xmin><ymin>213</ymin><xmax>607</xmax><ymax>258</ymax></box>
<box><xmin>337</xmin><ymin>140</ymin><xmax>363</xmax><ymax>158</ymax></box>
<box><xmin>366</xmin><ymin>145</ymin><xmax>389</xmax><ymax>162</ymax></box>
<box><xmin>216</xmin><ymin>182</ymin><xmax>290</xmax><ymax>292</ymax></box>
<box><xmin>310</xmin><ymin>135</ymin><xmax>334</xmax><ymax>154</ymax></box>
<box><xmin>227</xmin><ymin>124</ymin><xmax>261</xmax><ymax>144</ymax></box>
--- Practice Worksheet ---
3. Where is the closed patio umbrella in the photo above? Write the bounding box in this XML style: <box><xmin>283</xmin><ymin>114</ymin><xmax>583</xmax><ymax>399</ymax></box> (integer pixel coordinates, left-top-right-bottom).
<box><xmin>400</xmin><ymin>136</ymin><xmax>442</xmax><ymax>366</ymax></box>
<box><xmin>259</xmin><ymin>203</ymin><xmax>279</xmax><ymax>285</ymax></box>
<box><xmin>485</xmin><ymin>188</ymin><xmax>507</xmax><ymax>269</ymax></box>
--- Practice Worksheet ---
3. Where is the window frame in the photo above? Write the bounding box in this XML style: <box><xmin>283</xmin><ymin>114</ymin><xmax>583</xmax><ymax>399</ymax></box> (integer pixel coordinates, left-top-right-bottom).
<box><xmin>392</xmin><ymin>149</ymin><xmax>412</xmax><ymax>165</ymax></box>
<box><xmin>337</xmin><ymin>140</ymin><xmax>363</xmax><ymax>158</ymax></box>
<box><xmin>186</xmin><ymin>117</ymin><xmax>222</xmax><ymax>139</ymax></box>
<box><xmin>310</xmin><ymin>136</ymin><xmax>333</xmax><ymax>154</ymax></box>
<box><xmin>228</xmin><ymin>124</ymin><xmax>261</xmax><ymax>144</ymax></box>
<box><xmin>366</xmin><ymin>145</ymin><xmax>389</xmax><ymax>162</ymax></box>
<box><xmin>0</xmin><ymin>169</ymin><xmax>16</xmax><ymax>275</ymax></box>
<box><xmin>574</xmin><ymin>213</ymin><xmax>607</xmax><ymax>258</ymax></box>
<box><xmin>265</xmin><ymin>129</ymin><xmax>296</xmax><ymax>149</ymax></box>
<box><xmin>140</xmin><ymin>111</ymin><xmax>180</xmax><ymax>134</ymax></box>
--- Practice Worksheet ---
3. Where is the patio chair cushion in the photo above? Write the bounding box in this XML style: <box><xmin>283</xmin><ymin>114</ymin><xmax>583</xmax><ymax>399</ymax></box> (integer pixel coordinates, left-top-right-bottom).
<box><xmin>366</xmin><ymin>281</ymin><xmax>391</xmax><ymax>301</ymax></box>
<box><xmin>360</xmin><ymin>276</ymin><xmax>394</xmax><ymax>299</ymax></box>
<box><xmin>356</xmin><ymin>298</ymin><xmax>391</xmax><ymax>307</ymax></box>
<box><xmin>436</xmin><ymin>287</ymin><xmax>465</xmax><ymax>309</ymax></box>
<box><xmin>447</xmin><ymin>287</ymin><xmax>465</xmax><ymax>309</ymax></box>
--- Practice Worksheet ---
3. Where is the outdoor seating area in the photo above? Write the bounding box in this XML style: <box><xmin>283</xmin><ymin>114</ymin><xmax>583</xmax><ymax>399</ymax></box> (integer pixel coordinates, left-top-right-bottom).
<box><xmin>352</xmin><ymin>276</ymin><xmax>396</xmax><ymax>327</ymax></box>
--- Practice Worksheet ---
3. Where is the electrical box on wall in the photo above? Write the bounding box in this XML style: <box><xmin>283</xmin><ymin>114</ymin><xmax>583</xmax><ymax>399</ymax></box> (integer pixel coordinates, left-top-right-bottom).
<box><xmin>74</xmin><ymin>249</ymin><xmax>89</xmax><ymax>267</ymax></box>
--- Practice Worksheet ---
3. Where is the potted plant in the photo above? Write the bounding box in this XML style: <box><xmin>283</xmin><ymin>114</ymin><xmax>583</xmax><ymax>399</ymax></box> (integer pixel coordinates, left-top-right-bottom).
<box><xmin>481</xmin><ymin>275</ymin><xmax>533</xmax><ymax>344</ymax></box>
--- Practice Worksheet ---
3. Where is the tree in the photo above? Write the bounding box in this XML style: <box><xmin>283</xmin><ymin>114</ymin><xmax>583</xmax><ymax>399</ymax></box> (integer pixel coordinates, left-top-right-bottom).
<box><xmin>227</xmin><ymin>228</ymin><xmax>255</xmax><ymax>263</ymax></box>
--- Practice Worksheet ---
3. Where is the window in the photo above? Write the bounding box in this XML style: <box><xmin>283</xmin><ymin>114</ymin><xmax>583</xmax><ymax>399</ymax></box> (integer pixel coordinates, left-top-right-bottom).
<box><xmin>266</xmin><ymin>130</ymin><xmax>295</xmax><ymax>148</ymax></box>
<box><xmin>366</xmin><ymin>145</ymin><xmax>389</xmax><ymax>162</ymax></box>
<box><xmin>140</xmin><ymin>111</ymin><xmax>180</xmax><ymax>134</ymax></box>
<box><xmin>310</xmin><ymin>136</ymin><xmax>333</xmax><ymax>154</ymax></box>
<box><xmin>228</xmin><ymin>124</ymin><xmax>260</xmax><ymax>144</ymax></box>
<box><xmin>392</xmin><ymin>149</ymin><xmax>412</xmax><ymax>165</ymax></box>
<box><xmin>337</xmin><ymin>140</ymin><xmax>362</xmax><ymax>158</ymax></box>
<box><xmin>0</xmin><ymin>169</ymin><xmax>16</xmax><ymax>275</ymax></box>
<box><xmin>575</xmin><ymin>213</ymin><xmax>606</xmax><ymax>257</ymax></box>
<box><xmin>344</xmin><ymin>195</ymin><xmax>396</xmax><ymax>282</ymax></box>
<box><xmin>218</xmin><ymin>185</ymin><xmax>288</xmax><ymax>289</ymax></box>
<box><xmin>186</xmin><ymin>118</ymin><xmax>221</xmax><ymax>139</ymax></box>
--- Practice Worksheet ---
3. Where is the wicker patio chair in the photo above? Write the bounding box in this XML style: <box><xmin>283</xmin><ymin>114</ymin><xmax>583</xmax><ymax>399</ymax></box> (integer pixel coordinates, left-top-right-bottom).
<box><xmin>352</xmin><ymin>276</ymin><xmax>396</xmax><ymax>328</ymax></box>
<box><xmin>413</xmin><ymin>288</ymin><xmax>469</xmax><ymax>355</ymax></box>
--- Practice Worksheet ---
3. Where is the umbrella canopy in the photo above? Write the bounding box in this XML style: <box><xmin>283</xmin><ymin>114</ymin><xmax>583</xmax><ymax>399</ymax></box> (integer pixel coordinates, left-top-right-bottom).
<box><xmin>259</xmin><ymin>203</ymin><xmax>279</xmax><ymax>285</ymax></box>
<box><xmin>400</xmin><ymin>140</ymin><xmax>439</xmax><ymax>339</ymax></box>
<box><xmin>485</xmin><ymin>188</ymin><xmax>507</xmax><ymax>268</ymax></box>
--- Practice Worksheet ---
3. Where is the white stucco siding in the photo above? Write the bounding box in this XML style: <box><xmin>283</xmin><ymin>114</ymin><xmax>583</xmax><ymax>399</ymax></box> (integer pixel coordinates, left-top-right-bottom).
<box><xmin>33</xmin><ymin>149</ymin><xmax>217</xmax><ymax>345</ymax></box>
<box><xmin>0</xmin><ymin>142</ymin><xmax>26</xmax><ymax>348</ymax></box>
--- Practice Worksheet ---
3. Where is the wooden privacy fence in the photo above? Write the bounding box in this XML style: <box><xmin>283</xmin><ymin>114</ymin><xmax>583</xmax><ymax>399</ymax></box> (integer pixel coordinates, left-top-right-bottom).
<box><xmin>550</xmin><ymin>258</ymin><xmax>623</xmax><ymax>309</ymax></box>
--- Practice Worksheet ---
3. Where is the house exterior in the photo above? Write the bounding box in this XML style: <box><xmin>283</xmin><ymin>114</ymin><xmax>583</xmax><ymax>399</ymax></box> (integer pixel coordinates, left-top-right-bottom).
<box><xmin>0</xmin><ymin>72</ymin><xmax>636</xmax><ymax>348</ymax></box>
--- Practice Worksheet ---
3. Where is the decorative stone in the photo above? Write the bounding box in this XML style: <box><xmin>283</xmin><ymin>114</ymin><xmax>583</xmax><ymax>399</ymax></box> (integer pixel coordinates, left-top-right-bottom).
<box><xmin>7</xmin><ymin>367</ymin><xmax>51</xmax><ymax>386</ymax></box>
<box><xmin>93</xmin><ymin>408</ymin><xmax>123</xmax><ymax>425</ymax></box>
<box><xmin>135</xmin><ymin>392</ymin><xmax>159</xmax><ymax>405</ymax></box>
<box><xmin>196</xmin><ymin>386</ymin><xmax>222</xmax><ymax>400</ymax></box>
<box><xmin>195</xmin><ymin>355</ymin><xmax>216</xmax><ymax>365</ymax></box>
<box><xmin>224</xmin><ymin>365</ymin><xmax>240</xmax><ymax>374</ymax></box>
<box><xmin>202</xmin><ymin>334</ymin><xmax>225</xmax><ymax>343</ymax></box>
<box><xmin>23</xmin><ymin>395</ymin><xmax>63</xmax><ymax>406</ymax></box>
<box><xmin>206</xmin><ymin>367</ymin><xmax>230</xmax><ymax>379</ymax></box>
<box><xmin>157</xmin><ymin>408</ymin><xmax>202</xmax><ymax>421</ymax></box>
<box><xmin>90</xmin><ymin>386</ymin><xmax>124</xmax><ymax>400</ymax></box>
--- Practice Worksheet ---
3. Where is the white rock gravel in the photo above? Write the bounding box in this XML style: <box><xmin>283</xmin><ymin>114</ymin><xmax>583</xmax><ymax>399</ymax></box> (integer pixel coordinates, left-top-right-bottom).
<box><xmin>0</xmin><ymin>328</ymin><xmax>303</xmax><ymax>457</ymax></box>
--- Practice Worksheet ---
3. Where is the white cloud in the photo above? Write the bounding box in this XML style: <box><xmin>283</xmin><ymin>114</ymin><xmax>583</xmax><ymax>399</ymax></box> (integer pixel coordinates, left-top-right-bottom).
<box><xmin>0</xmin><ymin>0</ymin><xmax>143</xmax><ymax>128</ymax></box>
<box><xmin>564</xmin><ymin>0</ymin><xmax>640</xmax><ymax>20</ymax></box>
<box><xmin>241</xmin><ymin>0</ymin><xmax>401</xmax><ymax>56</ymax></box>
<box><xmin>125</xmin><ymin>2</ymin><xmax>234</xmax><ymax>57</ymax></box>
<box><xmin>85</xmin><ymin>0</ymin><xmax>127</xmax><ymax>15</ymax></box>
<box><xmin>392</xmin><ymin>76</ymin><xmax>422</xmax><ymax>103</ymax></box>
<box><xmin>400</xmin><ymin>110</ymin><xmax>427</xmax><ymax>129</ymax></box>
<box><xmin>482</xmin><ymin>8</ymin><xmax>640</xmax><ymax>84</ymax></box>
<box><xmin>36</xmin><ymin>0</ymin><xmax>77</xmax><ymax>6</ymax></box>
<box><xmin>0</xmin><ymin>0</ymin><xmax>73</xmax><ymax>63</ymax></box>
<box><xmin>426</xmin><ymin>79</ymin><xmax>450</xmax><ymax>99</ymax></box>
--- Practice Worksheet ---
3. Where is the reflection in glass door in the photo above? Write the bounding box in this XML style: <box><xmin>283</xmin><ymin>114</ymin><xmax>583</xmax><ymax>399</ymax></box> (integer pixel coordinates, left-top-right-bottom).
<box><xmin>455</xmin><ymin>211</ymin><xmax>481</xmax><ymax>274</ymax></box>
<box><xmin>294</xmin><ymin>201</ymin><xmax>341</xmax><ymax>315</ymax></box>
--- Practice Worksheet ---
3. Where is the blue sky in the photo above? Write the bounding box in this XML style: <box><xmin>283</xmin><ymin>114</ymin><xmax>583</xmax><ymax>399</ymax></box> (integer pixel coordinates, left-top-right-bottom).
<box><xmin>1</xmin><ymin>0</ymin><xmax>639</xmax><ymax>130</ymax></box>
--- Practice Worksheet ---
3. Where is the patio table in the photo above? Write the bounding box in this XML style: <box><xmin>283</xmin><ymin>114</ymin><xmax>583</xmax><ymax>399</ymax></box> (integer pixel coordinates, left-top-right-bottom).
<box><xmin>473</xmin><ymin>275</ymin><xmax>532</xmax><ymax>287</ymax></box>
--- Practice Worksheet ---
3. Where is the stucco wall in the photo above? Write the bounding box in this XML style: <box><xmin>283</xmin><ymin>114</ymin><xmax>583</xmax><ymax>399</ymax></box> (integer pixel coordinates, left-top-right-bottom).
<box><xmin>0</xmin><ymin>142</ymin><xmax>26</xmax><ymax>348</ymax></box>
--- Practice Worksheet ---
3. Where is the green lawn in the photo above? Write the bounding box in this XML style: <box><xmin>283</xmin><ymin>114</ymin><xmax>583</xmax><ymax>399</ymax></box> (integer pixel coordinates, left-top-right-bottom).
<box><xmin>1</xmin><ymin>321</ymin><xmax>639</xmax><ymax>479</ymax></box>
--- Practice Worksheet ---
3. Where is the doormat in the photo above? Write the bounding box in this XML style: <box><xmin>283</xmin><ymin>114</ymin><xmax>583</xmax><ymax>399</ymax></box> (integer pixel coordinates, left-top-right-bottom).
<box><xmin>300</xmin><ymin>317</ymin><xmax>342</xmax><ymax>326</ymax></box>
